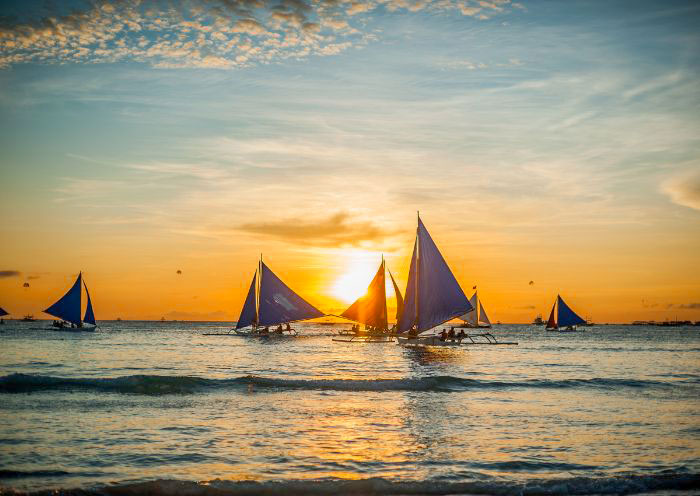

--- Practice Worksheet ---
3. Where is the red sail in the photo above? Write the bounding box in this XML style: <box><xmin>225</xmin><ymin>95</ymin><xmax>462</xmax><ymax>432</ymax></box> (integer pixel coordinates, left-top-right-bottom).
<box><xmin>546</xmin><ymin>300</ymin><xmax>557</xmax><ymax>329</ymax></box>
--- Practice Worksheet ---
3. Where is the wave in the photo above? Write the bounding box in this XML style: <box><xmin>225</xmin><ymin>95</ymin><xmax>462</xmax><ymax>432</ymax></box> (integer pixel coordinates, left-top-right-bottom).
<box><xmin>0</xmin><ymin>373</ymin><xmax>688</xmax><ymax>396</ymax></box>
<box><xmin>1</xmin><ymin>473</ymin><xmax>699</xmax><ymax>496</ymax></box>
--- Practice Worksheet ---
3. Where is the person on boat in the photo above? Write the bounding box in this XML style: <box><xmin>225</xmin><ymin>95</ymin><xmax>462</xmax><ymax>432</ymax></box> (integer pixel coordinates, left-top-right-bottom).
<box><xmin>440</xmin><ymin>329</ymin><xmax>447</xmax><ymax>341</ymax></box>
<box><xmin>285</xmin><ymin>323</ymin><xmax>291</xmax><ymax>332</ymax></box>
<box><xmin>261</xmin><ymin>326</ymin><xmax>269</xmax><ymax>334</ymax></box>
<box><xmin>448</xmin><ymin>327</ymin><xmax>455</xmax><ymax>339</ymax></box>
<box><xmin>408</xmin><ymin>327</ymin><xmax>418</xmax><ymax>338</ymax></box>
<box><xmin>274</xmin><ymin>324</ymin><xmax>283</xmax><ymax>334</ymax></box>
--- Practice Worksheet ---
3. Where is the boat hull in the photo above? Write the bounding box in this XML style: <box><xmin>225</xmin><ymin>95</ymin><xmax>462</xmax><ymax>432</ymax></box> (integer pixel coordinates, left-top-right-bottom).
<box><xmin>396</xmin><ymin>336</ymin><xmax>463</xmax><ymax>347</ymax></box>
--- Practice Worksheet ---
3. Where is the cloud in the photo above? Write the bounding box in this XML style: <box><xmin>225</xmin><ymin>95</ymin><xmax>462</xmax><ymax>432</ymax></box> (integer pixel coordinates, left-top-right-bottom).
<box><xmin>237</xmin><ymin>211</ymin><xmax>400</xmax><ymax>247</ymax></box>
<box><xmin>0</xmin><ymin>270</ymin><xmax>21</xmax><ymax>278</ymax></box>
<box><xmin>0</xmin><ymin>0</ymin><xmax>515</xmax><ymax>69</ymax></box>
<box><xmin>677</xmin><ymin>303</ymin><xmax>700</xmax><ymax>309</ymax></box>
<box><xmin>662</xmin><ymin>168</ymin><xmax>700</xmax><ymax>211</ymax></box>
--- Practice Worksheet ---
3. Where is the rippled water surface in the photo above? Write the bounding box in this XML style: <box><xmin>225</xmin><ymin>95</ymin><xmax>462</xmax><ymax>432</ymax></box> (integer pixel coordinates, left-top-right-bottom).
<box><xmin>1</xmin><ymin>322</ymin><xmax>699</xmax><ymax>495</ymax></box>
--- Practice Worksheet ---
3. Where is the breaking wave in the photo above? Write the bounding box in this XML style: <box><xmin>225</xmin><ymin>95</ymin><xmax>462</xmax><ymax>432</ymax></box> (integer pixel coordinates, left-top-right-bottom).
<box><xmin>0</xmin><ymin>373</ymin><xmax>686</xmax><ymax>396</ymax></box>
<box><xmin>1</xmin><ymin>473</ymin><xmax>699</xmax><ymax>495</ymax></box>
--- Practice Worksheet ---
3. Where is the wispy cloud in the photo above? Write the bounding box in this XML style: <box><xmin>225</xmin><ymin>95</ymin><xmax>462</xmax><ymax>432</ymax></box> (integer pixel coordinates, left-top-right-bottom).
<box><xmin>0</xmin><ymin>0</ymin><xmax>514</xmax><ymax>69</ymax></box>
<box><xmin>662</xmin><ymin>167</ymin><xmax>700</xmax><ymax>212</ymax></box>
<box><xmin>677</xmin><ymin>303</ymin><xmax>700</xmax><ymax>309</ymax></box>
<box><xmin>0</xmin><ymin>270</ymin><xmax>21</xmax><ymax>278</ymax></box>
<box><xmin>237</xmin><ymin>211</ymin><xmax>401</xmax><ymax>247</ymax></box>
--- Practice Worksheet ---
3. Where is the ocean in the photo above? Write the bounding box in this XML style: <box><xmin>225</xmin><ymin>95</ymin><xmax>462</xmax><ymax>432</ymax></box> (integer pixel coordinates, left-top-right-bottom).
<box><xmin>1</xmin><ymin>322</ymin><xmax>699</xmax><ymax>495</ymax></box>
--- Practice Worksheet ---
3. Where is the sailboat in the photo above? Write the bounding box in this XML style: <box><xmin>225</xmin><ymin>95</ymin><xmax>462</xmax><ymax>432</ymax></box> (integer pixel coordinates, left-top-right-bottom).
<box><xmin>43</xmin><ymin>272</ymin><xmax>97</xmax><ymax>331</ymax></box>
<box><xmin>0</xmin><ymin>306</ymin><xmax>8</xmax><ymax>324</ymax></box>
<box><xmin>231</xmin><ymin>257</ymin><xmax>324</xmax><ymax>337</ymax></box>
<box><xmin>332</xmin><ymin>257</ymin><xmax>403</xmax><ymax>343</ymax></box>
<box><xmin>545</xmin><ymin>295</ymin><xmax>586</xmax><ymax>332</ymax></box>
<box><xmin>396</xmin><ymin>214</ymin><xmax>474</xmax><ymax>346</ymax></box>
<box><xmin>458</xmin><ymin>291</ymin><xmax>492</xmax><ymax>328</ymax></box>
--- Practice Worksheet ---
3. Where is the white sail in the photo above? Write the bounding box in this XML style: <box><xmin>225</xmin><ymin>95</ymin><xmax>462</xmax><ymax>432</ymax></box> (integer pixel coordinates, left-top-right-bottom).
<box><xmin>479</xmin><ymin>301</ymin><xmax>491</xmax><ymax>326</ymax></box>
<box><xmin>459</xmin><ymin>293</ymin><xmax>478</xmax><ymax>325</ymax></box>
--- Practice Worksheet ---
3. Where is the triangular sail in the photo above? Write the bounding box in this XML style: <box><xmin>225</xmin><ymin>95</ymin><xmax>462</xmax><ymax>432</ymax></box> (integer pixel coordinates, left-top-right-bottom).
<box><xmin>236</xmin><ymin>272</ymin><xmax>258</xmax><ymax>329</ymax></box>
<box><xmin>0</xmin><ymin>307</ymin><xmax>8</xmax><ymax>317</ymax></box>
<box><xmin>83</xmin><ymin>281</ymin><xmax>96</xmax><ymax>326</ymax></box>
<box><xmin>415</xmin><ymin>218</ymin><xmax>472</xmax><ymax>331</ymax></box>
<box><xmin>398</xmin><ymin>218</ymin><xmax>473</xmax><ymax>333</ymax></box>
<box><xmin>341</xmin><ymin>260</ymin><xmax>388</xmax><ymax>330</ymax></box>
<box><xmin>546</xmin><ymin>300</ymin><xmax>557</xmax><ymax>329</ymax></box>
<box><xmin>258</xmin><ymin>261</ymin><xmax>324</xmax><ymax>326</ymax></box>
<box><xmin>557</xmin><ymin>295</ymin><xmax>586</xmax><ymax>327</ymax></box>
<box><xmin>479</xmin><ymin>301</ymin><xmax>491</xmax><ymax>326</ymax></box>
<box><xmin>459</xmin><ymin>293</ymin><xmax>478</xmax><ymax>325</ymax></box>
<box><xmin>388</xmin><ymin>269</ymin><xmax>403</xmax><ymax>325</ymax></box>
<box><xmin>397</xmin><ymin>238</ymin><xmax>418</xmax><ymax>332</ymax></box>
<box><xmin>45</xmin><ymin>273</ymin><xmax>82</xmax><ymax>325</ymax></box>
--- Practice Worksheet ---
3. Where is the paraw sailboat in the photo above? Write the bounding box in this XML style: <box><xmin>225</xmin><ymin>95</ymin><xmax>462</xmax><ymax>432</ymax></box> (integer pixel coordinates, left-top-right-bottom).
<box><xmin>231</xmin><ymin>257</ymin><xmax>324</xmax><ymax>336</ymax></box>
<box><xmin>396</xmin><ymin>214</ymin><xmax>473</xmax><ymax>346</ymax></box>
<box><xmin>332</xmin><ymin>257</ymin><xmax>403</xmax><ymax>343</ymax></box>
<box><xmin>545</xmin><ymin>295</ymin><xmax>586</xmax><ymax>332</ymax></box>
<box><xmin>44</xmin><ymin>272</ymin><xmax>97</xmax><ymax>331</ymax></box>
<box><xmin>458</xmin><ymin>291</ymin><xmax>492</xmax><ymax>328</ymax></box>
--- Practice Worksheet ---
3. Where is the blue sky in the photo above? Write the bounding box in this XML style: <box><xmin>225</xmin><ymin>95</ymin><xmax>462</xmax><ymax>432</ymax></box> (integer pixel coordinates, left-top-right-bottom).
<box><xmin>0</xmin><ymin>0</ymin><xmax>699</xmax><ymax>320</ymax></box>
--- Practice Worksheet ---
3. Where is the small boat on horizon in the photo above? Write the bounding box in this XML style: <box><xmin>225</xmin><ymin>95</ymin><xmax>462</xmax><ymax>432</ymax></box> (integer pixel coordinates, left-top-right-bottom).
<box><xmin>545</xmin><ymin>295</ymin><xmax>586</xmax><ymax>332</ymax></box>
<box><xmin>207</xmin><ymin>256</ymin><xmax>323</xmax><ymax>337</ymax></box>
<box><xmin>21</xmin><ymin>314</ymin><xmax>36</xmax><ymax>322</ymax></box>
<box><xmin>44</xmin><ymin>272</ymin><xmax>97</xmax><ymax>331</ymax></box>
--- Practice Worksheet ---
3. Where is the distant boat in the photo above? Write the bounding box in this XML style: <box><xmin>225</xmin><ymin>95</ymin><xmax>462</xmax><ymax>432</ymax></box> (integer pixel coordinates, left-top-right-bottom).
<box><xmin>0</xmin><ymin>306</ymin><xmax>7</xmax><ymax>324</ymax></box>
<box><xmin>21</xmin><ymin>314</ymin><xmax>36</xmax><ymax>322</ymax></box>
<box><xmin>332</xmin><ymin>257</ymin><xmax>403</xmax><ymax>343</ymax></box>
<box><xmin>545</xmin><ymin>295</ymin><xmax>586</xmax><ymax>332</ymax></box>
<box><xmin>458</xmin><ymin>291</ymin><xmax>492</xmax><ymax>328</ymax></box>
<box><xmin>229</xmin><ymin>257</ymin><xmax>323</xmax><ymax>337</ymax></box>
<box><xmin>532</xmin><ymin>314</ymin><xmax>544</xmax><ymax>325</ymax></box>
<box><xmin>44</xmin><ymin>272</ymin><xmax>97</xmax><ymax>331</ymax></box>
<box><xmin>395</xmin><ymin>214</ymin><xmax>473</xmax><ymax>347</ymax></box>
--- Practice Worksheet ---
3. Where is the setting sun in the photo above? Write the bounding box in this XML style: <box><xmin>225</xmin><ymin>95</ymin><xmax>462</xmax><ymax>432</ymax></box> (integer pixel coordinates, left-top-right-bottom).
<box><xmin>330</xmin><ymin>251</ymin><xmax>395</xmax><ymax>304</ymax></box>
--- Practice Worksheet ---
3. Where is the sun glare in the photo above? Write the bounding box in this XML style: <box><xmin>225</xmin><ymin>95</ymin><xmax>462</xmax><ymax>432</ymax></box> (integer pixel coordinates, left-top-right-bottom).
<box><xmin>330</xmin><ymin>251</ymin><xmax>396</xmax><ymax>303</ymax></box>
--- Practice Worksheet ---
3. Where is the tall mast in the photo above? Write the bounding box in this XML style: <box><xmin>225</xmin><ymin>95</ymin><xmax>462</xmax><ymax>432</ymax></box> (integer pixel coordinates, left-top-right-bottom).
<box><xmin>415</xmin><ymin>211</ymin><xmax>420</xmax><ymax>330</ymax></box>
<box><xmin>475</xmin><ymin>288</ymin><xmax>479</xmax><ymax>327</ymax></box>
<box><xmin>255</xmin><ymin>254</ymin><xmax>262</xmax><ymax>328</ymax></box>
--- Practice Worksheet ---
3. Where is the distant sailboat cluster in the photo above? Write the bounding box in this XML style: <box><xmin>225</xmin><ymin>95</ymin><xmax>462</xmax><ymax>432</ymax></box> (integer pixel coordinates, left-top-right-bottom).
<box><xmin>1</xmin><ymin>214</ymin><xmax>595</xmax><ymax>339</ymax></box>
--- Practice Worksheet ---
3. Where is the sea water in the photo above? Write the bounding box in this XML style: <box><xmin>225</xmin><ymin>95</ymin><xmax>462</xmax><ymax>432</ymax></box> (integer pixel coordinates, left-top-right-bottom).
<box><xmin>1</xmin><ymin>322</ymin><xmax>699</xmax><ymax>495</ymax></box>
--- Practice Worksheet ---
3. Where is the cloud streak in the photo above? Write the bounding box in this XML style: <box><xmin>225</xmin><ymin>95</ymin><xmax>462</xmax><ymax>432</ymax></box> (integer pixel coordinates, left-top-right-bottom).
<box><xmin>662</xmin><ymin>167</ymin><xmax>700</xmax><ymax>212</ymax></box>
<box><xmin>0</xmin><ymin>0</ymin><xmax>515</xmax><ymax>69</ymax></box>
<box><xmin>0</xmin><ymin>270</ymin><xmax>21</xmax><ymax>278</ymax></box>
<box><xmin>237</xmin><ymin>211</ymin><xmax>400</xmax><ymax>247</ymax></box>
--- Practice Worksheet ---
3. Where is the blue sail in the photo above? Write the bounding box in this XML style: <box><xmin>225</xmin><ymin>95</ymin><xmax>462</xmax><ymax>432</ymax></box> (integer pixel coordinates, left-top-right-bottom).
<box><xmin>557</xmin><ymin>295</ymin><xmax>586</xmax><ymax>327</ymax></box>
<box><xmin>235</xmin><ymin>272</ymin><xmax>258</xmax><ymax>329</ymax></box>
<box><xmin>415</xmin><ymin>218</ymin><xmax>472</xmax><ymax>331</ymax></box>
<box><xmin>258</xmin><ymin>261</ymin><xmax>324</xmax><ymax>326</ymax></box>
<box><xmin>83</xmin><ymin>281</ymin><xmax>96</xmax><ymax>326</ymax></box>
<box><xmin>397</xmin><ymin>238</ymin><xmax>418</xmax><ymax>332</ymax></box>
<box><xmin>44</xmin><ymin>273</ymin><xmax>82</xmax><ymax>325</ymax></box>
<box><xmin>0</xmin><ymin>306</ymin><xmax>8</xmax><ymax>317</ymax></box>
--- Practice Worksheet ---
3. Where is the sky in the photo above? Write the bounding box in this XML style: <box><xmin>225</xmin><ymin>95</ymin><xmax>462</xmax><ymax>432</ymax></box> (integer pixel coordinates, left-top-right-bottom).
<box><xmin>0</xmin><ymin>0</ymin><xmax>699</xmax><ymax>323</ymax></box>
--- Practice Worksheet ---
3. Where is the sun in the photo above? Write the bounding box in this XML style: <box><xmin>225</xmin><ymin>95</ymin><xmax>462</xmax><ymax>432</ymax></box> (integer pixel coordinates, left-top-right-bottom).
<box><xmin>330</xmin><ymin>250</ymin><xmax>396</xmax><ymax>304</ymax></box>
